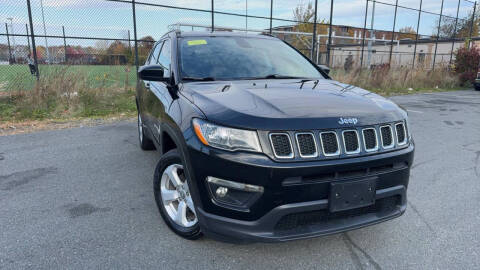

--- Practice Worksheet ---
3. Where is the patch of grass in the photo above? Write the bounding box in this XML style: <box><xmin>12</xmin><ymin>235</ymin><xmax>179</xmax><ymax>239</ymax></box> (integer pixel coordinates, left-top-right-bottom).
<box><xmin>0</xmin><ymin>64</ymin><xmax>136</xmax><ymax>92</ymax></box>
<box><xmin>0</xmin><ymin>66</ymin><xmax>136</xmax><ymax>122</ymax></box>
<box><xmin>330</xmin><ymin>67</ymin><xmax>466</xmax><ymax>96</ymax></box>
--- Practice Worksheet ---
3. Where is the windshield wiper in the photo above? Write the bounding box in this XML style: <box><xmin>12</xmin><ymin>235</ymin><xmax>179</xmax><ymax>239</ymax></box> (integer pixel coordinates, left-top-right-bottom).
<box><xmin>182</xmin><ymin>76</ymin><xmax>216</xmax><ymax>81</ymax></box>
<box><xmin>242</xmin><ymin>74</ymin><xmax>304</xmax><ymax>80</ymax></box>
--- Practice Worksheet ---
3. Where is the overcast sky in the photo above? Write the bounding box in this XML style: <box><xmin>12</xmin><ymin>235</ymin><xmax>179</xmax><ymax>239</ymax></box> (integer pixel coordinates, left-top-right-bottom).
<box><xmin>0</xmin><ymin>0</ymin><xmax>475</xmax><ymax>47</ymax></box>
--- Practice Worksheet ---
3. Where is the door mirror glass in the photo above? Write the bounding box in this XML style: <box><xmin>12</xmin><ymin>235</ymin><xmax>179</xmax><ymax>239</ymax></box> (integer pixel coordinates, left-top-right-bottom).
<box><xmin>138</xmin><ymin>65</ymin><xmax>167</xmax><ymax>82</ymax></box>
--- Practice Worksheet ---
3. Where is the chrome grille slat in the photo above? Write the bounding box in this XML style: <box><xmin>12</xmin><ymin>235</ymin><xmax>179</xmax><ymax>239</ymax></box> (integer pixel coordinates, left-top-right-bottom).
<box><xmin>295</xmin><ymin>133</ymin><xmax>318</xmax><ymax>158</ymax></box>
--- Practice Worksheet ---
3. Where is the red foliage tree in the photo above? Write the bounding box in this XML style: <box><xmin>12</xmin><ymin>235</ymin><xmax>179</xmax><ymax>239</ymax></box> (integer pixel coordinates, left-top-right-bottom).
<box><xmin>454</xmin><ymin>46</ymin><xmax>480</xmax><ymax>86</ymax></box>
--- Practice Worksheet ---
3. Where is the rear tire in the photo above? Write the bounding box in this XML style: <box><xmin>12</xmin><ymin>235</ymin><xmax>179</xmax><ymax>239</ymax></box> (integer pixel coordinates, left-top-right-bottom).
<box><xmin>154</xmin><ymin>149</ymin><xmax>202</xmax><ymax>240</ymax></box>
<box><xmin>138</xmin><ymin>111</ymin><xmax>155</xmax><ymax>151</ymax></box>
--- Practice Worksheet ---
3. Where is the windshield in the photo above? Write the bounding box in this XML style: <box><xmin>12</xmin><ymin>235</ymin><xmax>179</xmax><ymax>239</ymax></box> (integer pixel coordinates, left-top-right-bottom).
<box><xmin>178</xmin><ymin>36</ymin><xmax>325</xmax><ymax>80</ymax></box>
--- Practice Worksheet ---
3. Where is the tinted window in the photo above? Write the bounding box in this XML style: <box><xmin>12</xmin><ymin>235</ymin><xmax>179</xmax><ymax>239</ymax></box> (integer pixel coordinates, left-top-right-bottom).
<box><xmin>158</xmin><ymin>40</ymin><xmax>171</xmax><ymax>78</ymax></box>
<box><xmin>179</xmin><ymin>36</ymin><xmax>324</xmax><ymax>80</ymax></box>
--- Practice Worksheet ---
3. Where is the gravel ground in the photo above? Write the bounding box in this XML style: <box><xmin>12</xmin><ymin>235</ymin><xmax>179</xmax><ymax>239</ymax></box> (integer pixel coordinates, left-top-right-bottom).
<box><xmin>1</xmin><ymin>90</ymin><xmax>479</xmax><ymax>270</ymax></box>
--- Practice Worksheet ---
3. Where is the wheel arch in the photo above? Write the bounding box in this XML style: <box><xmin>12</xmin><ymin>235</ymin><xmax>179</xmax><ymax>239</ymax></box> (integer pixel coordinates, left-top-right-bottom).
<box><xmin>159</xmin><ymin>122</ymin><xmax>205</xmax><ymax>210</ymax></box>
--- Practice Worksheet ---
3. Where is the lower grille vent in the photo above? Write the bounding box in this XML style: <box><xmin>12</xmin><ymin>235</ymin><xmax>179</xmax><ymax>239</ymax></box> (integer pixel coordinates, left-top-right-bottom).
<box><xmin>275</xmin><ymin>196</ymin><xmax>399</xmax><ymax>232</ymax></box>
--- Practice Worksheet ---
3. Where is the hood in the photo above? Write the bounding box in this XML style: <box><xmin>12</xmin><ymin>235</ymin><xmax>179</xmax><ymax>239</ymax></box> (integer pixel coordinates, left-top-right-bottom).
<box><xmin>181</xmin><ymin>79</ymin><xmax>407</xmax><ymax>130</ymax></box>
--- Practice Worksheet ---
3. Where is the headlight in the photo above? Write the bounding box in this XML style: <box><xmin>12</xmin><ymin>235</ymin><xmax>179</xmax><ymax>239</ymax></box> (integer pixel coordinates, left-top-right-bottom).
<box><xmin>192</xmin><ymin>118</ymin><xmax>262</xmax><ymax>152</ymax></box>
<box><xmin>405</xmin><ymin>117</ymin><xmax>412</xmax><ymax>140</ymax></box>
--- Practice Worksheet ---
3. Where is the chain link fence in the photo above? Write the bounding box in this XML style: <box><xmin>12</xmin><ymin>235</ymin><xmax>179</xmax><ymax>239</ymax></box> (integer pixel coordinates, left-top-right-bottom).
<box><xmin>0</xmin><ymin>0</ymin><xmax>478</xmax><ymax>91</ymax></box>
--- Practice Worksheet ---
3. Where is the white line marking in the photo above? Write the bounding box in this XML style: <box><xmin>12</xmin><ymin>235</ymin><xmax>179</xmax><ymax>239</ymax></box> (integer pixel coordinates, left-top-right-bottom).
<box><xmin>407</xmin><ymin>109</ymin><xmax>423</xmax><ymax>114</ymax></box>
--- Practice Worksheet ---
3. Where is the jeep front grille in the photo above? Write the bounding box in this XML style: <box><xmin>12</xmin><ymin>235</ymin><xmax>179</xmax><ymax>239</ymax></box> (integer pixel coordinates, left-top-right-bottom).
<box><xmin>269</xmin><ymin>133</ymin><xmax>293</xmax><ymax>158</ymax></box>
<box><xmin>395</xmin><ymin>122</ymin><xmax>407</xmax><ymax>145</ymax></box>
<box><xmin>320</xmin><ymin>132</ymin><xmax>340</xmax><ymax>156</ymax></box>
<box><xmin>267</xmin><ymin>121</ymin><xmax>408</xmax><ymax>160</ymax></box>
<box><xmin>295</xmin><ymin>133</ymin><xmax>318</xmax><ymax>158</ymax></box>
<box><xmin>342</xmin><ymin>130</ymin><xmax>360</xmax><ymax>154</ymax></box>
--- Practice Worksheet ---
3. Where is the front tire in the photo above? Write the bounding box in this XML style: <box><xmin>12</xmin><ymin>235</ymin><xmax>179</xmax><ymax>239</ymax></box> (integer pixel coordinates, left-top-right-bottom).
<box><xmin>154</xmin><ymin>149</ymin><xmax>202</xmax><ymax>240</ymax></box>
<box><xmin>138</xmin><ymin>112</ymin><xmax>155</xmax><ymax>150</ymax></box>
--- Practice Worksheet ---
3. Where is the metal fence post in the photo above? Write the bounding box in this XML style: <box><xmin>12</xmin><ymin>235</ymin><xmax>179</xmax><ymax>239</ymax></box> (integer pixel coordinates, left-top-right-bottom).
<box><xmin>412</xmin><ymin>0</ymin><xmax>423</xmax><ymax>69</ymax></box>
<box><xmin>388</xmin><ymin>0</ymin><xmax>398</xmax><ymax>67</ymax></box>
<box><xmin>132</xmin><ymin>0</ymin><xmax>139</xmax><ymax>72</ymax></box>
<box><xmin>26</xmin><ymin>24</ymin><xmax>31</xmax><ymax>53</ymax></box>
<box><xmin>128</xmin><ymin>30</ymin><xmax>132</xmax><ymax>52</ymax></box>
<box><xmin>326</xmin><ymin>0</ymin><xmax>334</xmax><ymax>66</ymax></box>
<box><xmin>211</xmin><ymin>0</ymin><xmax>214</xmax><ymax>31</ymax></box>
<box><xmin>360</xmin><ymin>0</ymin><xmax>369</xmax><ymax>68</ymax></box>
<box><xmin>468</xmin><ymin>2</ymin><xmax>477</xmax><ymax>48</ymax></box>
<box><xmin>26</xmin><ymin>0</ymin><xmax>39</xmax><ymax>80</ymax></box>
<box><xmin>449</xmin><ymin>0</ymin><xmax>461</xmax><ymax>65</ymax></box>
<box><xmin>62</xmin><ymin>26</ymin><xmax>67</xmax><ymax>63</ymax></box>
<box><xmin>269</xmin><ymin>0</ymin><xmax>273</xmax><ymax>34</ymax></box>
<box><xmin>5</xmin><ymin>23</ymin><xmax>12</xmax><ymax>64</ymax></box>
<box><xmin>432</xmin><ymin>0</ymin><xmax>444</xmax><ymax>70</ymax></box>
<box><xmin>312</xmin><ymin>0</ymin><xmax>318</xmax><ymax>61</ymax></box>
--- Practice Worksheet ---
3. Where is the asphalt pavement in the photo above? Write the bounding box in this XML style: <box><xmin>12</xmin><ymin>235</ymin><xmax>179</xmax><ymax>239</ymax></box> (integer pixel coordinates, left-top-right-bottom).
<box><xmin>1</xmin><ymin>90</ymin><xmax>480</xmax><ymax>269</ymax></box>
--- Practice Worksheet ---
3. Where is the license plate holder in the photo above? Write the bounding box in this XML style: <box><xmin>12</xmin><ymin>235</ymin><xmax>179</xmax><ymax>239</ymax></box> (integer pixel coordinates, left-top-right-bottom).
<box><xmin>329</xmin><ymin>178</ymin><xmax>376</xmax><ymax>212</ymax></box>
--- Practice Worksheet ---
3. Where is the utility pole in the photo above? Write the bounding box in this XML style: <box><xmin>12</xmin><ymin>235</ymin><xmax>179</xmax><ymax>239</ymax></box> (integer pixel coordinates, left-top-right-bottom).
<box><xmin>7</xmin><ymin>18</ymin><xmax>16</xmax><ymax>63</ymax></box>
<box><xmin>211</xmin><ymin>0</ymin><xmax>214</xmax><ymax>31</ymax></box>
<box><xmin>26</xmin><ymin>24</ymin><xmax>31</xmax><ymax>52</ymax></box>
<box><xmin>468</xmin><ymin>2</ymin><xmax>477</xmax><ymax>48</ymax></box>
<box><xmin>367</xmin><ymin>0</ymin><xmax>376</xmax><ymax>68</ymax></box>
<box><xmin>27</xmin><ymin>0</ymin><xmax>39</xmax><ymax>80</ymax></box>
<box><xmin>269</xmin><ymin>0</ymin><xmax>273</xmax><ymax>34</ymax></box>
<box><xmin>40</xmin><ymin>0</ymin><xmax>50</xmax><ymax>64</ymax></box>
<box><xmin>312</xmin><ymin>0</ymin><xmax>318</xmax><ymax>61</ymax></box>
<box><xmin>132</xmin><ymin>0</ymin><xmax>139</xmax><ymax>71</ymax></box>
<box><xmin>245</xmin><ymin>0</ymin><xmax>248</xmax><ymax>32</ymax></box>
<box><xmin>5</xmin><ymin>23</ymin><xmax>12</xmax><ymax>64</ymax></box>
<box><xmin>62</xmin><ymin>26</ymin><xmax>67</xmax><ymax>63</ymax></box>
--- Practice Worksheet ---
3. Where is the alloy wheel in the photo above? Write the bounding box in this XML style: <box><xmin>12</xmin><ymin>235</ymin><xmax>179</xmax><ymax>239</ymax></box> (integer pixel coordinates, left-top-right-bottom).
<box><xmin>160</xmin><ymin>164</ymin><xmax>197</xmax><ymax>228</ymax></box>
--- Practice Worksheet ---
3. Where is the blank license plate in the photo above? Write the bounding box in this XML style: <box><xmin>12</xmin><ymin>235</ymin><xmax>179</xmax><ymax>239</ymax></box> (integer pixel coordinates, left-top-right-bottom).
<box><xmin>329</xmin><ymin>178</ymin><xmax>376</xmax><ymax>212</ymax></box>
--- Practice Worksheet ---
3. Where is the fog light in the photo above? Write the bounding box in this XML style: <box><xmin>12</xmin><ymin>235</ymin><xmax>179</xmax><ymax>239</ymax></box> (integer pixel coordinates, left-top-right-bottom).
<box><xmin>216</xmin><ymin>187</ymin><xmax>228</xmax><ymax>198</ymax></box>
<box><xmin>206</xmin><ymin>176</ymin><xmax>263</xmax><ymax>209</ymax></box>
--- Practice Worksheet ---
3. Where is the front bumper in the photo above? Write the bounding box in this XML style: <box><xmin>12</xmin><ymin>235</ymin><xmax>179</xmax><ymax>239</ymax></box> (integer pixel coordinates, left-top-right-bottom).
<box><xmin>186</xmin><ymin>138</ymin><xmax>414</xmax><ymax>243</ymax></box>
<box><xmin>198</xmin><ymin>186</ymin><xmax>405</xmax><ymax>242</ymax></box>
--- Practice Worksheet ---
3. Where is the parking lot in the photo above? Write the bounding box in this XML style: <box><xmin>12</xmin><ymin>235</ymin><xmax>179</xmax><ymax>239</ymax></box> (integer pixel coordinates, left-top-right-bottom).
<box><xmin>1</xmin><ymin>90</ymin><xmax>479</xmax><ymax>269</ymax></box>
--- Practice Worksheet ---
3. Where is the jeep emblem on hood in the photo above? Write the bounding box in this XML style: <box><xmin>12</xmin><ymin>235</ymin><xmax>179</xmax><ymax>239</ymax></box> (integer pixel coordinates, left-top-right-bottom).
<box><xmin>338</xmin><ymin>117</ymin><xmax>358</xmax><ymax>125</ymax></box>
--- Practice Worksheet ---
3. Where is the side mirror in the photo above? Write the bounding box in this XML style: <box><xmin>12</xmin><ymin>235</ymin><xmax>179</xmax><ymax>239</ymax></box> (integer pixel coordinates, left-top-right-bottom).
<box><xmin>317</xmin><ymin>64</ymin><xmax>330</xmax><ymax>75</ymax></box>
<box><xmin>138</xmin><ymin>65</ymin><xmax>167</xmax><ymax>82</ymax></box>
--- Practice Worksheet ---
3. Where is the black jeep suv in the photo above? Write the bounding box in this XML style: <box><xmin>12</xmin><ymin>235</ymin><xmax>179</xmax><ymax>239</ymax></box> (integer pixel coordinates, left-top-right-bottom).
<box><xmin>136</xmin><ymin>31</ymin><xmax>414</xmax><ymax>242</ymax></box>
